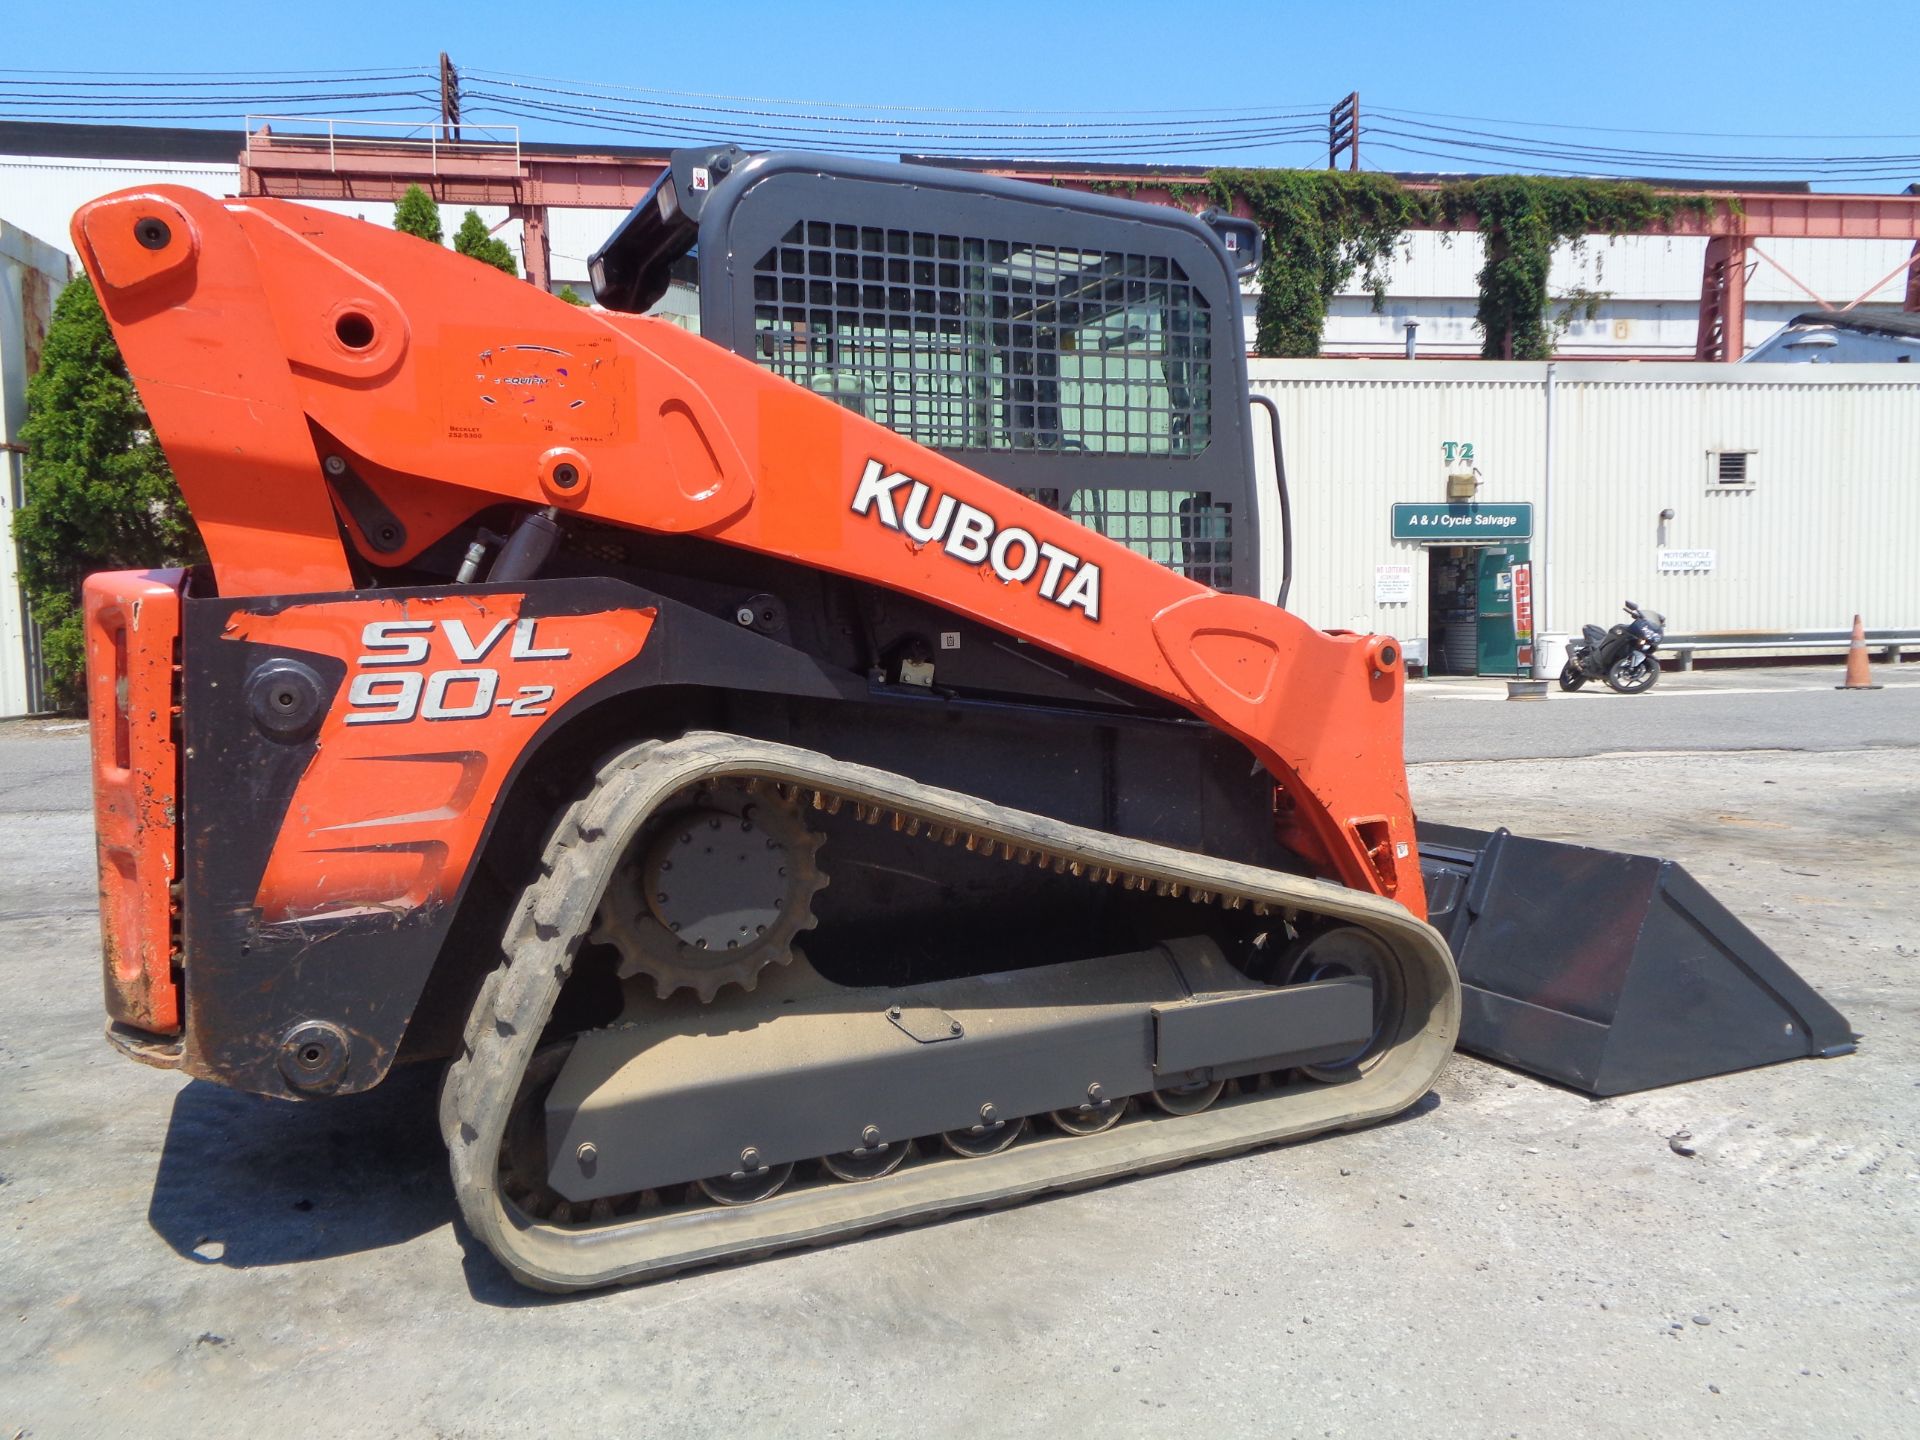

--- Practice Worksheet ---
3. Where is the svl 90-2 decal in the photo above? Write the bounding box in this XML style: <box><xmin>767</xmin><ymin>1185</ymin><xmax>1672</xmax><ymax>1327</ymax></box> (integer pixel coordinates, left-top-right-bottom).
<box><xmin>346</xmin><ymin>617</ymin><xmax>571</xmax><ymax>724</ymax></box>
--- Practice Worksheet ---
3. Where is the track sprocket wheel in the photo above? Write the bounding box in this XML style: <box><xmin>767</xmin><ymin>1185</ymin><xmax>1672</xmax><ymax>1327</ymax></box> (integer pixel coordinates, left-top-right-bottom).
<box><xmin>588</xmin><ymin>781</ymin><xmax>827</xmax><ymax>1003</ymax></box>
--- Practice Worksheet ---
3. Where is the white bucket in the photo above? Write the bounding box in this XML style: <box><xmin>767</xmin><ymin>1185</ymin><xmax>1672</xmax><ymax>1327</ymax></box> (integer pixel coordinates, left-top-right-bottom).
<box><xmin>1533</xmin><ymin>633</ymin><xmax>1569</xmax><ymax>680</ymax></box>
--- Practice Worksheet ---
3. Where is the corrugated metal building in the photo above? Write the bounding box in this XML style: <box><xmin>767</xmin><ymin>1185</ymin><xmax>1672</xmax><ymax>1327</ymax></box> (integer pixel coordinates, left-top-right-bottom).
<box><xmin>1250</xmin><ymin>359</ymin><xmax>1920</xmax><ymax>672</ymax></box>
<box><xmin>1</xmin><ymin>220</ymin><xmax>70</xmax><ymax>716</ymax></box>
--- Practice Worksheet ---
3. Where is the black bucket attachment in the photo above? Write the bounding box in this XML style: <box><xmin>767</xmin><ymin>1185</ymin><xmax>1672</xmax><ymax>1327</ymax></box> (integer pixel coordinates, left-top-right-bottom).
<box><xmin>1417</xmin><ymin>822</ymin><xmax>1855</xmax><ymax>1096</ymax></box>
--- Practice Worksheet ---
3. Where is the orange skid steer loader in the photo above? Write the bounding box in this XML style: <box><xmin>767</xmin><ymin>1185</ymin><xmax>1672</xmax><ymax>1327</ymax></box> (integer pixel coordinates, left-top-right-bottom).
<box><xmin>74</xmin><ymin>150</ymin><xmax>1850</xmax><ymax>1291</ymax></box>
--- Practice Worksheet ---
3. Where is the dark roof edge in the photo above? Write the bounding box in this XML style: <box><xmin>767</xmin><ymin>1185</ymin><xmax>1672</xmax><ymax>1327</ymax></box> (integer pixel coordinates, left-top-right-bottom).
<box><xmin>0</xmin><ymin>118</ymin><xmax>674</xmax><ymax>166</ymax></box>
<box><xmin>0</xmin><ymin>119</ymin><xmax>241</xmax><ymax>164</ymax></box>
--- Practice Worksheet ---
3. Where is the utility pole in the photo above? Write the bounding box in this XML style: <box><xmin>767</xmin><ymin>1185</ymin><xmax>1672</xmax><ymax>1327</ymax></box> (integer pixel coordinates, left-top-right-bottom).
<box><xmin>439</xmin><ymin>52</ymin><xmax>462</xmax><ymax>143</ymax></box>
<box><xmin>1328</xmin><ymin>92</ymin><xmax>1359</xmax><ymax>171</ymax></box>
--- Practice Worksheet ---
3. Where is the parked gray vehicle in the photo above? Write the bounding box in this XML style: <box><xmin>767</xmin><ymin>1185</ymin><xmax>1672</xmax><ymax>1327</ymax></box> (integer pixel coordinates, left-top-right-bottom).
<box><xmin>1743</xmin><ymin>309</ymin><xmax>1920</xmax><ymax>363</ymax></box>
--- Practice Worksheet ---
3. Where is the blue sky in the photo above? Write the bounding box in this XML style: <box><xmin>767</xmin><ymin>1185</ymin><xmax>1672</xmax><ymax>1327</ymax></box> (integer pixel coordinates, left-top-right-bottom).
<box><xmin>8</xmin><ymin>1</ymin><xmax>1918</xmax><ymax>189</ymax></box>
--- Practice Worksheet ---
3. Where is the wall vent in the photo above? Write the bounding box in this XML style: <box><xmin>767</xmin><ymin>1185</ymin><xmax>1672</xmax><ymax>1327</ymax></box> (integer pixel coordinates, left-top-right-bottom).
<box><xmin>1712</xmin><ymin>450</ymin><xmax>1754</xmax><ymax>487</ymax></box>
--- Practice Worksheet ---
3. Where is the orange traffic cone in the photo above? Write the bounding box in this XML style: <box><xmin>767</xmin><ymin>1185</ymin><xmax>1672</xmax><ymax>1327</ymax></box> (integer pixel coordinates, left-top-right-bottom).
<box><xmin>1838</xmin><ymin>614</ymin><xmax>1883</xmax><ymax>690</ymax></box>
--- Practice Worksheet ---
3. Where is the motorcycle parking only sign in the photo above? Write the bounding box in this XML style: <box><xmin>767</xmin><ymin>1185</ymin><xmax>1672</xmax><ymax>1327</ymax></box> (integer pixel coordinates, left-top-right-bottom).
<box><xmin>1658</xmin><ymin>549</ymin><xmax>1716</xmax><ymax>572</ymax></box>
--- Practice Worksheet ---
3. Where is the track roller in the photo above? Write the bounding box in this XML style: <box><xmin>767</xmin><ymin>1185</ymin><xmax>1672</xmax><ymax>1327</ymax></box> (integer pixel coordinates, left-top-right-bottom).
<box><xmin>1050</xmin><ymin>1095</ymin><xmax>1130</xmax><ymax>1136</ymax></box>
<box><xmin>1149</xmin><ymin>1079</ymin><xmax>1227</xmax><ymax>1116</ymax></box>
<box><xmin>943</xmin><ymin>1112</ymin><xmax>1028</xmax><ymax>1157</ymax></box>
<box><xmin>698</xmin><ymin>1161</ymin><xmax>795</xmax><ymax>1206</ymax></box>
<box><xmin>822</xmin><ymin>1137</ymin><xmax>912</xmax><ymax>1182</ymax></box>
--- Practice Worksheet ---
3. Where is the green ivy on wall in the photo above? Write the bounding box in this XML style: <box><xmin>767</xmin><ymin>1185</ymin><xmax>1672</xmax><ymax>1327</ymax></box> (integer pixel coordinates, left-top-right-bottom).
<box><xmin>1432</xmin><ymin>176</ymin><xmax>1709</xmax><ymax>358</ymax></box>
<box><xmin>1184</xmin><ymin>170</ymin><xmax>1721</xmax><ymax>360</ymax></box>
<box><xmin>1206</xmin><ymin>169</ymin><xmax>1430</xmax><ymax>357</ymax></box>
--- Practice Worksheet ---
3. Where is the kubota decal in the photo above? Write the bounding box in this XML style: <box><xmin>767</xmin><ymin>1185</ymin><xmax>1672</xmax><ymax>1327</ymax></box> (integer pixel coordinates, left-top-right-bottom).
<box><xmin>851</xmin><ymin>459</ymin><xmax>1102</xmax><ymax>621</ymax></box>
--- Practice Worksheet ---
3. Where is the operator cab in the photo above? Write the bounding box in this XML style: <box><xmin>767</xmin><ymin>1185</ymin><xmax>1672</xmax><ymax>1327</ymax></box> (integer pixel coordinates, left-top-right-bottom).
<box><xmin>593</xmin><ymin>146</ymin><xmax>1264</xmax><ymax>598</ymax></box>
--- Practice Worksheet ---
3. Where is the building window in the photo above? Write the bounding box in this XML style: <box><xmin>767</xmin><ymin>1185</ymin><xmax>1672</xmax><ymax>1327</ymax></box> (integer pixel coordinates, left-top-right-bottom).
<box><xmin>1711</xmin><ymin>450</ymin><xmax>1755</xmax><ymax>488</ymax></box>
<box><xmin>750</xmin><ymin>222</ymin><xmax>1211</xmax><ymax>457</ymax></box>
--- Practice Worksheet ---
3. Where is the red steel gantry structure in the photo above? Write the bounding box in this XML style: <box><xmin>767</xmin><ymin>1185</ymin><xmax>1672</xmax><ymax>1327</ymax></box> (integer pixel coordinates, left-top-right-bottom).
<box><xmin>238</xmin><ymin>128</ymin><xmax>1920</xmax><ymax>361</ymax></box>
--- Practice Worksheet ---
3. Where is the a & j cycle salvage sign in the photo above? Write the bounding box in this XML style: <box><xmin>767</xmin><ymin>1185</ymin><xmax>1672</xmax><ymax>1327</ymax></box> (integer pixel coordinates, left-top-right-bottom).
<box><xmin>1391</xmin><ymin>502</ymin><xmax>1534</xmax><ymax>541</ymax></box>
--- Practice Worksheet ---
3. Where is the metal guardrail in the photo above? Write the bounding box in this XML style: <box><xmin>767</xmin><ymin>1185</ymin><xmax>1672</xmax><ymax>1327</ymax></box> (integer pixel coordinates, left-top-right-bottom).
<box><xmin>245</xmin><ymin>116</ymin><xmax>520</xmax><ymax>175</ymax></box>
<box><xmin>1666</xmin><ymin>631</ymin><xmax>1920</xmax><ymax>669</ymax></box>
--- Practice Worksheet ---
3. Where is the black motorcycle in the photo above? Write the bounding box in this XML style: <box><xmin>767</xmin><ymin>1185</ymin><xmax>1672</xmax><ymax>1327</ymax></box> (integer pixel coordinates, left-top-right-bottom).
<box><xmin>1560</xmin><ymin>601</ymin><xmax>1666</xmax><ymax>694</ymax></box>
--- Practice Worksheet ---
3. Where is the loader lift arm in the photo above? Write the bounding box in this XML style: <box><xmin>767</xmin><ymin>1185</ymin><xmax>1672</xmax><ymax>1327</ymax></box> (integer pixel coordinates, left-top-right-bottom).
<box><xmin>74</xmin><ymin>184</ymin><xmax>1421</xmax><ymax>912</ymax></box>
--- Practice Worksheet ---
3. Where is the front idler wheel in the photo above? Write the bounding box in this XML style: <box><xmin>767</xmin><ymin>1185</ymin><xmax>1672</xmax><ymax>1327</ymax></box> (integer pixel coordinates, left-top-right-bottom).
<box><xmin>1277</xmin><ymin>924</ymin><xmax>1406</xmax><ymax>1083</ymax></box>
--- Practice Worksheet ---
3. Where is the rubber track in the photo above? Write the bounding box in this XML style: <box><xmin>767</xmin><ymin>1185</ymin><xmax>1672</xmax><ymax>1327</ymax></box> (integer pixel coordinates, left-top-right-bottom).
<box><xmin>443</xmin><ymin>732</ymin><xmax>1460</xmax><ymax>1292</ymax></box>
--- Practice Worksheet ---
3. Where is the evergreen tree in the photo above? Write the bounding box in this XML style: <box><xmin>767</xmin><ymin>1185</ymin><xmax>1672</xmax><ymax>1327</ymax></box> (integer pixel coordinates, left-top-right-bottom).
<box><xmin>452</xmin><ymin>210</ymin><xmax>518</xmax><ymax>277</ymax></box>
<box><xmin>13</xmin><ymin>277</ymin><xmax>204</xmax><ymax>707</ymax></box>
<box><xmin>393</xmin><ymin>185</ymin><xmax>444</xmax><ymax>244</ymax></box>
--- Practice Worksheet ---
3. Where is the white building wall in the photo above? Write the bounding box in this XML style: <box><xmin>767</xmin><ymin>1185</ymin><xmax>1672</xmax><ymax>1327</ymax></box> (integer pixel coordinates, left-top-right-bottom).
<box><xmin>0</xmin><ymin>154</ymin><xmax>239</xmax><ymax>254</ymax></box>
<box><xmin>0</xmin><ymin>152</ymin><xmax>612</xmax><ymax>291</ymax></box>
<box><xmin>1245</xmin><ymin>229</ymin><xmax>1917</xmax><ymax>359</ymax></box>
<box><xmin>1</xmin><ymin>220</ymin><xmax>71</xmax><ymax>716</ymax></box>
<box><xmin>1248</xmin><ymin>359</ymin><xmax>1920</xmax><ymax>652</ymax></box>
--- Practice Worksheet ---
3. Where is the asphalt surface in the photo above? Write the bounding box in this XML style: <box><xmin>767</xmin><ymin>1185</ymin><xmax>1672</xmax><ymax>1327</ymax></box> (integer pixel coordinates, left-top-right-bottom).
<box><xmin>1406</xmin><ymin>662</ymin><xmax>1920</xmax><ymax>763</ymax></box>
<box><xmin>2</xmin><ymin>665</ymin><xmax>1916</xmax><ymax>1438</ymax></box>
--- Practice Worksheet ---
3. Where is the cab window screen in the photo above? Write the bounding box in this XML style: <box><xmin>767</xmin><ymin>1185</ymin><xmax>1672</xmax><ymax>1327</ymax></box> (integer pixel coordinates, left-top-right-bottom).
<box><xmin>750</xmin><ymin>222</ymin><xmax>1211</xmax><ymax>457</ymax></box>
<box><xmin>1018</xmin><ymin>487</ymin><xmax>1233</xmax><ymax>591</ymax></box>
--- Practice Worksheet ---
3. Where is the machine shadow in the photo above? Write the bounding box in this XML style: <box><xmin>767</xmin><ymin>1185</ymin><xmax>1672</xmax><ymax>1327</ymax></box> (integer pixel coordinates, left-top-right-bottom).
<box><xmin>147</xmin><ymin>1063</ymin><xmax>452</xmax><ymax>1270</ymax></box>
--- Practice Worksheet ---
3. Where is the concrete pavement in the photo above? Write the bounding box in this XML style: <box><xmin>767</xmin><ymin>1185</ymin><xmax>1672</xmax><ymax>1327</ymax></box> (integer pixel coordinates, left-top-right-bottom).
<box><xmin>2</xmin><ymin>670</ymin><xmax>1914</xmax><ymax>1438</ymax></box>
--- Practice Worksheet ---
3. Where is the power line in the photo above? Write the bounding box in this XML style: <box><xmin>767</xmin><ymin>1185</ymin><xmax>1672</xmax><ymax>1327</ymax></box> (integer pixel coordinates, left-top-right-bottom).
<box><xmin>0</xmin><ymin>105</ymin><xmax>440</xmax><ymax>123</ymax></box>
<box><xmin>463</xmin><ymin>90</ymin><xmax>1325</xmax><ymax>155</ymax></box>
<box><xmin>466</xmin><ymin>96</ymin><xmax>1324</xmax><ymax>160</ymax></box>
<box><xmin>0</xmin><ymin>71</ymin><xmax>431</xmax><ymax>89</ymax></box>
<box><xmin>464</xmin><ymin>87</ymin><xmax>1324</xmax><ymax>151</ymax></box>
<box><xmin>466</xmin><ymin>65</ymin><xmax>1334</xmax><ymax>118</ymax></box>
<box><xmin>1372</xmin><ymin>104</ymin><xmax>1920</xmax><ymax>143</ymax></box>
<box><xmin>1361</xmin><ymin>126</ymin><xmax>1920</xmax><ymax>179</ymax></box>
<box><xmin>0</xmin><ymin>90</ymin><xmax>437</xmax><ymax>108</ymax></box>
<box><xmin>1365</xmin><ymin>115</ymin><xmax>1920</xmax><ymax>170</ymax></box>
<box><xmin>0</xmin><ymin>65</ymin><xmax>432</xmax><ymax>78</ymax></box>
<box><xmin>2</xmin><ymin>60</ymin><xmax>1913</xmax><ymax>182</ymax></box>
<box><xmin>466</xmin><ymin>76</ymin><xmax>1325</xmax><ymax>134</ymax></box>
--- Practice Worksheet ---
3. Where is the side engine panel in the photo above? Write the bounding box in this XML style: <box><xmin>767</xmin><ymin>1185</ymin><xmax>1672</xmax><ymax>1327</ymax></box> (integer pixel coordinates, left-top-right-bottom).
<box><xmin>173</xmin><ymin>575</ymin><xmax>1294</xmax><ymax>1099</ymax></box>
